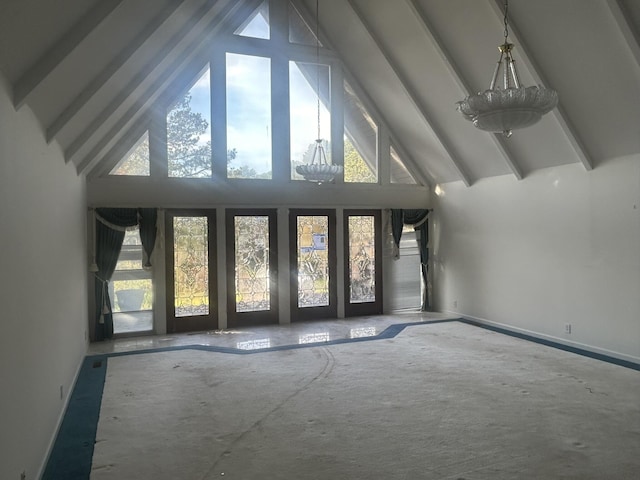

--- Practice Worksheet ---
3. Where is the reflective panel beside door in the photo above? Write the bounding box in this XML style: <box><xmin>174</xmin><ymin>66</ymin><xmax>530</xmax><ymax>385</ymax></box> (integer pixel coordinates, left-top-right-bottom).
<box><xmin>344</xmin><ymin>210</ymin><xmax>382</xmax><ymax>317</ymax></box>
<box><xmin>226</xmin><ymin>209</ymin><xmax>278</xmax><ymax>327</ymax></box>
<box><xmin>166</xmin><ymin>211</ymin><xmax>217</xmax><ymax>333</ymax></box>
<box><xmin>290</xmin><ymin>209</ymin><xmax>337</xmax><ymax>321</ymax></box>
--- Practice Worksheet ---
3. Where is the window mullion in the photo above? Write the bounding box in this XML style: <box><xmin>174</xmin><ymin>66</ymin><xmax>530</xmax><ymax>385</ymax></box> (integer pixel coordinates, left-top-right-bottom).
<box><xmin>330</xmin><ymin>60</ymin><xmax>344</xmax><ymax>183</ymax></box>
<box><xmin>272</xmin><ymin>55</ymin><xmax>290</xmax><ymax>182</ymax></box>
<box><xmin>211</xmin><ymin>47</ymin><xmax>227</xmax><ymax>180</ymax></box>
<box><xmin>150</xmin><ymin>104</ymin><xmax>167</xmax><ymax>178</ymax></box>
<box><xmin>269</xmin><ymin>0</ymin><xmax>288</xmax><ymax>46</ymax></box>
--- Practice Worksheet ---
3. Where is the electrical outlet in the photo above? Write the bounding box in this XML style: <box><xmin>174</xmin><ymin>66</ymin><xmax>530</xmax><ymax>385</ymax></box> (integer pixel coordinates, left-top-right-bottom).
<box><xmin>60</xmin><ymin>385</ymin><xmax>64</xmax><ymax>400</ymax></box>
<box><xmin>453</xmin><ymin>300</ymin><xmax>458</xmax><ymax>308</ymax></box>
<box><xmin>565</xmin><ymin>323</ymin><xmax>572</xmax><ymax>334</ymax></box>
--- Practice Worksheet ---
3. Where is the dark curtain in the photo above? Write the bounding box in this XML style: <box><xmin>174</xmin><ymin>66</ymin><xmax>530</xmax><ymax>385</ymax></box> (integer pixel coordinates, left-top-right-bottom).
<box><xmin>391</xmin><ymin>208</ymin><xmax>432</xmax><ymax>311</ymax></box>
<box><xmin>93</xmin><ymin>208</ymin><xmax>158</xmax><ymax>340</ymax></box>
<box><xmin>94</xmin><ymin>220</ymin><xmax>126</xmax><ymax>341</ymax></box>
<box><xmin>138</xmin><ymin>208</ymin><xmax>158</xmax><ymax>268</ymax></box>
<box><xmin>96</xmin><ymin>208</ymin><xmax>138</xmax><ymax>226</ymax></box>
<box><xmin>391</xmin><ymin>209</ymin><xmax>404</xmax><ymax>248</ymax></box>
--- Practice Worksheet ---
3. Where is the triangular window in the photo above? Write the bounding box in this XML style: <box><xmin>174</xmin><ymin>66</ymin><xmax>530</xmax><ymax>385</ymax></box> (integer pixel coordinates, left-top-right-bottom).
<box><xmin>344</xmin><ymin>81</ymin><xmax>377</xmax><ymax>183</ymax></box>
<box><xmin>289</xmin><ymin>2</ymin><xmax>322</xmax><ymax>46</ymax></box>
<box><xmin>390</xmin><ymin>145</ymin><xmax>417</xmax><ymax>184</ymax></box>
<box><xmin>110</xmin><ymin>131</ymin><xmax>150</xmax><ymax>176</ymax></box>
<box><xmin>235</xmin><ymin>0</ymin><xmax>270</xmax><ymax>40</ymax></box>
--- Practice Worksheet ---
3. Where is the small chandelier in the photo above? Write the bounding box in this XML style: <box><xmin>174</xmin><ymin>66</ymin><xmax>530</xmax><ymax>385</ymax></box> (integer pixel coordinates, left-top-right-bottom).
<box><xmin>295</xmin><ymin>139</ymin><xmax>342</xmax><ymax>183</ymax></box>
<box><xmin>295</xmin><ymin>0</ymin><xmax>343</xmax><ymax>183</ymax></box>
<box><xmin>456</xmin><ymin>0</ymin><xmax>558</xmax><ymax>137</ymax></box>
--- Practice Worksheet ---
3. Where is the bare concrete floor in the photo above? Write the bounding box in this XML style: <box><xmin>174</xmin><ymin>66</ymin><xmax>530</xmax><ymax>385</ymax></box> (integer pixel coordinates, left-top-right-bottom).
<box><xmin>89</xmin><ymin>316</ymin><xmax>640</xmax><ymax>479</ymax></box>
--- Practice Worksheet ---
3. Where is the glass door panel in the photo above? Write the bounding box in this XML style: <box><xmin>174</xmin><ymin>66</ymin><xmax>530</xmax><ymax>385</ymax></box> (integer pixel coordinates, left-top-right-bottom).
<box><xmin>344</xmin><ymin>210</ymin><xmax>382</xmax><ymax>316</ymax></box>
<box><xmin>290</xmin><ymin>209</ymin><xmax>337</xmax><ymax>321</ymax></box>
<box><xmin>166</xmin><ymin>211</ymin><xmax>217</xmax><ymax>333</ymax></box>
<box><xmin>174</xmin><ymin>216</ymin><xmax>209</xmax><ymax>316</ymax></box>
<box><xmin>226</xmin><ymin>209</ymin><xmax>278</xmax><ymax>326</ymax></box>
<box><xmin>234</xmin><ymin>215</ymin><xmax>271</xmax><ymax>312</ymax></box>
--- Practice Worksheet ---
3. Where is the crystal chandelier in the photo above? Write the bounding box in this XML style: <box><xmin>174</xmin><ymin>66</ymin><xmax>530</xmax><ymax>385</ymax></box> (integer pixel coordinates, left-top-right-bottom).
<box><xmin>456</xmin><ymin>0</ymin><xmax>558</xmax><ymax>137</ymax></box>
<box><xmin>295</xmin><ymin>0</ymin><xmax>343</xmax><ymax>183</ymax></box>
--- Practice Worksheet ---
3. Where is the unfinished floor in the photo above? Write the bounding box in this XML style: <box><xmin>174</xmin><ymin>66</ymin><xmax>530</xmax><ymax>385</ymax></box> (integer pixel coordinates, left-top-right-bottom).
<box><xmin>48</xmin><ymin>314</ymin><xmax>640</xmax><ymax>479</ymax></box>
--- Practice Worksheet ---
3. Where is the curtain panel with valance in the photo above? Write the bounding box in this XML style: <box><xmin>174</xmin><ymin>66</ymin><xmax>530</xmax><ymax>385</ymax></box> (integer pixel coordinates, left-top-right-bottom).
<box><xmin>390</xmin><ymin>209</ymin><xmax>431</xmax><ymax>311</ymax></box>
<box><xmin>93</xmin><ymin>208</ymin><xmax>158</xmax><ymax>340</ymax></box>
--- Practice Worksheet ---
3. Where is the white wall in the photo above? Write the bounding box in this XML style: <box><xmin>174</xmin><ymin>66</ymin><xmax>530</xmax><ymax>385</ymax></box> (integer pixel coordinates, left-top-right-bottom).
<box><xmin>432</xmin><ymin>156</ymin><xmax>640</xmax><ymax>362</ymax></box>
<box><xmin>0</xmin><ymin>76</ymin><xmax>88</xmax><ymax>480</ymax></box>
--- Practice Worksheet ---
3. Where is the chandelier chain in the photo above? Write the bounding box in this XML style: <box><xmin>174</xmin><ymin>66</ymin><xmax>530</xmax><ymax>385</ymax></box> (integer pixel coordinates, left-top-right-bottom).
<box><xmin>316</xmin><ymin>0</ymin><xmax>321</xmax><ymax>140</ymax></box>
<box><xmin>503</xmin><ymin>0</ymin><xmax>509</xmax><ymax>42</ymax></box>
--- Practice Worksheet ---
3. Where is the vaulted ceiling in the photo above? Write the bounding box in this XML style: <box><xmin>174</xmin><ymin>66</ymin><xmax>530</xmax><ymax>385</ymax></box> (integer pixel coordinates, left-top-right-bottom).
<box><xmin>1</xmin><ymin>0</ymin><xmax>639</xmax><ymax>187</ymax></box>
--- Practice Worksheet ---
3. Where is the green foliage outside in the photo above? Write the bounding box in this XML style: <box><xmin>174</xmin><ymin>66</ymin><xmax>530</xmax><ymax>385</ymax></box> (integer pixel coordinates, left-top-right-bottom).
<box><xmin>167</xmin><ymin>95</ymin><xmax>212</xmax><ymax>177</ymax></box>
<box><xmin>111</xmin><ymin>134</ymin><xmax>149</xmax><ymax>175</ymax></box>
<box><xmin>113</xmin><ymin>92</ymin><xmax>377</xmax><ymax>184</ymax></box>
<box><xmin>344</xmin><ymin>136</ymin><xmax>376</xmax><ymax>183</ymax></box>
<box><xmin>113</xmin><ymin>94</ymin><xmax>251</xmax><ymax>177</ymax></box>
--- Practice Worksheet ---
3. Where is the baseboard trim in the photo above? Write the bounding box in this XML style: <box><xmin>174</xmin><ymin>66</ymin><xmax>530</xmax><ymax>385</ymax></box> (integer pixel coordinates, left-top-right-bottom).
<box><xmin>452</xmin><ymin>313</ymin><xmax>640</xmax><ymax>371</ymax></box>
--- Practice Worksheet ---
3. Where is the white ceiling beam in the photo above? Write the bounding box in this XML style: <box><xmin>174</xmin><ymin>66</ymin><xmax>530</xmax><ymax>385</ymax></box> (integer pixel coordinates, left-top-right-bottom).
<box><xmin>489</xmin><ymin>0</ymin><xmax>594</xmax><ymax>171</ymax></box>
<box><xmin>606</xmin><ymin>0</ymin><xmax>640</xmax><ymax>68</ymax></box>
<box><xmin>67</xmin><ymin>0</ymin><xmax>245</xmax><ymax>165</ymax></box>
<box><xmin>406</xmin><ymin>0</ymin><xmax>523</xmax><ymax>181</ymax></box>
<box><xmin>347</xmin><ymin>0</ymin><xmax>472</xmax><ymax>187</ymax></box>
<box><xmin>46</xmin><ymin>0</ymin><xmax>186</xmax><ymax>142</ymax></box>
<box><xmin>12</xmin><ymin>0</ymin><xmax>124</xmax><ymax>109</ymax></box>
<box><xmin>76</xmin><ymin>0</ymin><xmax>260</xmax><ymax>174</ymax></box>
<box><xmin>292</xmin><ymin>0</ymin><xmax>434</xmax><ymax>188</ymax></box>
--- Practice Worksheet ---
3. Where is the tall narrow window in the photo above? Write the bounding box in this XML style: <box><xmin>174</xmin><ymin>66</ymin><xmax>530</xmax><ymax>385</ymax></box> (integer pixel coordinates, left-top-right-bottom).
<box><xmin>110</xmin><ymin>131</ymin><xmax>150</xmax><ymax>176</ymax></box>
<box><xmin>290</xmin><ymin>61</ymin><xmax>331</xmax><ymax>180</ymax></box>
<box><xmin>167</xmin><ymin>66</ymin><xmax>211</xmax><ymax>178</ymax></box>
<box><xmin>226</xmin><ymin>53</ymin><xmax>272</xmax><ymax>179</ymax></box>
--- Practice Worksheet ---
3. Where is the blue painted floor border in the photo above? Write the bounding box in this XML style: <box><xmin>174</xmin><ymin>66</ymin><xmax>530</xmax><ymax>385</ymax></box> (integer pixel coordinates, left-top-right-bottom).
<box><xmin>41</xmin><ymin>357</ymin><xmax>107</xmax><ymax>480</ymax></box>
<box><xmin>459</xmin><ymin>318</ymin><xmax>640</xmax><ymax>372</ymax></box>
<box><xmin>42</xmin><ymin>317</ymin><xmax>639</xmax><ymax>480</ymax></box>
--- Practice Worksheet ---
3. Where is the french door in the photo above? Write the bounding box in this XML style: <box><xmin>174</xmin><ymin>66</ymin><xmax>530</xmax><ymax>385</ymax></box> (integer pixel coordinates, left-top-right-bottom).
<box><xmin>344</xmin><ymin>209</ymin><xmax>382</xmax><ymax>316</ymax></box>
<box><xmin>289</xmin><ymin>209</ymin><xmax>337</xmax><ymax>321</ymax></box>
<box><xmin>166</xmin><ymin>210</ymin><xmax>217</xmax><ymax>333</ymax></box>
<box><xmin>226</xmin><ymin>209</ymin><xmax>278</xmax><ymax>327</ymax></box>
